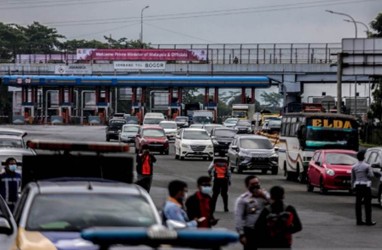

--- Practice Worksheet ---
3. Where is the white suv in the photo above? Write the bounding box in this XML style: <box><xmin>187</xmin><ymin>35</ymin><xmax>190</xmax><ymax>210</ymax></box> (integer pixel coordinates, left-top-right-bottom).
<box><xmin>174</xmin><ymin>128</ymin><xmax>214</xmax><ymax>161</ymax></box>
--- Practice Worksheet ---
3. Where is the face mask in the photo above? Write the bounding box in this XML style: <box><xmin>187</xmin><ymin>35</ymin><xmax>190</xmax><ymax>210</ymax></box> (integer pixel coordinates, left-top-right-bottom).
<box><xmin>9</xmin><ymin>165</ymin><xmax>17</xmax><ymax>172</ymax></box>
<box><xmin>249</xmin><ymin>185</ymin><xmax>260</xmax><ymax>193</ymax></box>
<box><xmin>201</xmin><ymin>186</ymin><xmax>212</xmax><ymax>195</ymax></box>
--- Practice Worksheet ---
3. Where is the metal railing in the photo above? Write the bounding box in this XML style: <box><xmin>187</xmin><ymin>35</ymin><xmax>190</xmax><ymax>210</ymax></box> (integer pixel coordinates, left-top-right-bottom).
<box><xmin>151</xmin><ymin>43</ymin><xmax>341</xmax><ymax>64</ymax></box>
<box><xmin>0</xmin><ymin>43</ymin><xmax>341</xmax><ymax>66</ymax></box>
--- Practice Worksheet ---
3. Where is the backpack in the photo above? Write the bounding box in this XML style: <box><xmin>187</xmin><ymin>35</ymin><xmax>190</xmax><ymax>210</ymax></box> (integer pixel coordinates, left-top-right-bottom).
<box><xmin>265</xmin><ymin>205</ymin><xmax>293</xmax><ymax>245</ymax></box>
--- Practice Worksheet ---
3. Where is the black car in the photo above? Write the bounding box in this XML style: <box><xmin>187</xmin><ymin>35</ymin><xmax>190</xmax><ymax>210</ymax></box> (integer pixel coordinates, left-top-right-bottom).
<box><xmin>211</xmin><ymin>128</ymin><xmax>237</xmax><ymax>155</ymax></box>
<box><xmin>106</xmin><ymin>118</ymin><xmax>127</xmax><ymax>141</ymax></box>
<box><xmin>227</xmin><ymin>135</ymin><xmax>278</xmax><ymax>175</ymax></box>
<box><xmin>233</xmin><ymin>120</ymin><xmax>253</xmax><ymax>134</ymax></box>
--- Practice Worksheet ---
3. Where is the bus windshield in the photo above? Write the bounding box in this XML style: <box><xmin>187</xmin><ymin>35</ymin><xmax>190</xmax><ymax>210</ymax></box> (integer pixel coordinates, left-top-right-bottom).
<box><xmin>303</xmin><ymin>117</ymin><xmax>358</xmax><ymax>150</ymax></box>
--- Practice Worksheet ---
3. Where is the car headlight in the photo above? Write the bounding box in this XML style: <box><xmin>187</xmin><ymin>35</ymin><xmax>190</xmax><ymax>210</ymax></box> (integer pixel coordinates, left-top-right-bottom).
<box><xmin>181</xmin><ymin>143</ymin><xmax>189</xmax><ymax>148</ymax></box>
<box><xmin>207</xmin><ymin>144</ymin><xmax>213</xmax><ymax>149</ymax></box>
<box><xmin>326</xmin><ymin>169</ymin><xmax>335</xmax><ymax>176</ymax></box>
<box><xmin>212</xmin><ymin>139</ymin><xmax>219</xmax><ymax>145</ymax></box>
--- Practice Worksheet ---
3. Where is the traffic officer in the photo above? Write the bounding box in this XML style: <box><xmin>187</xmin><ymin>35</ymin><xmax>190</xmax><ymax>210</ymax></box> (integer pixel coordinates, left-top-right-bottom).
<box><xmin>351</xmin><ymin>150</ymin><xmax>376</xmax><ymax>226</ymax></box>
<box><xmin>208</xmin><ymin>154</ymin><xmax>231</xmax><ymax>212</ymax></box>
<box><xmin>234</xmin><ymin>175</ymin><xmax>270</xmax><ymax>250</ymax></box>
<box><xmin>136</xmin><ymin>146</ymin><xmax>156</xmax><ymax>193</ymax></box>
<box><xmin>0</xmin><ymin>157</ymin><xmax>21</xmax><ymax>211</ymax></box>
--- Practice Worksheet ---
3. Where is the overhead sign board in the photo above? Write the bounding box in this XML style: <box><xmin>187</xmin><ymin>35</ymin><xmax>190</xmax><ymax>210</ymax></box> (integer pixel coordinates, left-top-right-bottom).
<box><xmin>54</xmin><ymin>64</ymin><xmax>92</xmax><ymax>75</ymax></box>
<box><xmin>342</xmin><ymin>38</ymin><xmax>382</xmax><ymax>76</ymax></box>
<box><xmin>114</xmin><ymin>61</ymin><xmax>166</xmax><ymax>71</ymax></box>
<box><xmin>77</xmin><ymin>48</ymin><xmax>207</xmax><ymax>62</ymax></box>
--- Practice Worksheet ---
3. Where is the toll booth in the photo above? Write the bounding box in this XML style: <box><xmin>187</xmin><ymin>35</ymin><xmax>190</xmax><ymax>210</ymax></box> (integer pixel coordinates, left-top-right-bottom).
<box><xmin>95</xmin><ymin>87</ymin><xmax>111</xmax><ymax>124</ymax></box>
<box><xmin>58</xmin><ymin>104</ymin><xmax>72</xmax><ymax>124</ymax></box>
<box><xmin>21</xmin><ymin>103</ymin><xmax>35</xmax><ymax>124</ymax></box>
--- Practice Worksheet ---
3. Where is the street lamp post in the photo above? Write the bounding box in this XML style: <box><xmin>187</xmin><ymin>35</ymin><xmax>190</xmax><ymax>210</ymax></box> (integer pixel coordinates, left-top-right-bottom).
<box><xmin>326</xmin><ymin>10</ymin><xmax>358</xmax><ymax>114</ymax></box>
<box><xmin>326</xmin><ymin>10</ymin><xmax>358</xmax><ymax>38</ymax></box>
<box><xmin>344</xmin><ymin>19</ymin><xmax>370</xmax><ymax>36</ymax></box>
<box><xmin>140</xmin><ymin>5</ymin><xmax>150</xmax><ymax>47</ymax></box>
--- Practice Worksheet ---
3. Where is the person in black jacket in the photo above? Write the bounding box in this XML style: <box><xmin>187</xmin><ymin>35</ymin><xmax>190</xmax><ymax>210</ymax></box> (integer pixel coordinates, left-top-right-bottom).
<box><xmin>254</xmin><ymin>186</ymin><xmax>302</xmax><ymax>249</ymax></box>
<box><xmin>135</xmin><ymin>146</ymin><xmax>156</xmax><ymax>192</ymax></box>
<box><xmin>185</xmin><ymin>176</ymin><xmax>219</xmax><ymax>228</ymax></box>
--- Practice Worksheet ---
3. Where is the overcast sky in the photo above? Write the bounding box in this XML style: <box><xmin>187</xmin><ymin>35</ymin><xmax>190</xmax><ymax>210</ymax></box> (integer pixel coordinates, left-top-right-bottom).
<box><xmin>0</xmin><ymin>0</ymin><xmax>380</xmax><ymax>44</ymax></box>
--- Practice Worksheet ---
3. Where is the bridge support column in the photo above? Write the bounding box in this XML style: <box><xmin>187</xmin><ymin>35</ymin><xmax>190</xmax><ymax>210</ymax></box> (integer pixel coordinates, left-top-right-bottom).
<box><xmin>131</xmin><ymin>87</ymin><xmax>137</xmax><ymax>115</ymax></box>
<box><xmin>241</xmin><ymin>87</ymin><xmax>246</xmax><ymax>103</ymax></box>
<box><xmin>251</xmin><ymin>88</ymin><xmax>255</xmax><ymax>104</ymax></box>
<box><xmin>204</xmin><ymin>87</ymin><xmax>210</xmax><ymax>105</ymax></box>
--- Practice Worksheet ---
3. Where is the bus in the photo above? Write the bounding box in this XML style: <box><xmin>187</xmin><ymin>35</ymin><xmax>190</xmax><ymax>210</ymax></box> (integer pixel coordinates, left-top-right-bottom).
<box><xmin>278</xmin><ymin>112</ymin><xmax>359</xmax><ymax>182</ymax></box>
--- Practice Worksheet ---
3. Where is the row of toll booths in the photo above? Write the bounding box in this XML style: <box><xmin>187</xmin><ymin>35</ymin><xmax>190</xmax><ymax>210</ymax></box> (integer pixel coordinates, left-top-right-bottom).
<box><xmin>14</xmin><ymin>86</ymin><xmax>255</xmax><ymax>125</ymax></box>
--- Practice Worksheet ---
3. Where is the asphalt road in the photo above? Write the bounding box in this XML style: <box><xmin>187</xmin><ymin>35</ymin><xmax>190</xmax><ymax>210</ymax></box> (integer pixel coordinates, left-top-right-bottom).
<box><xmin>5</xmin><ymin>125</ymin><xmax>382</xmax><ymax>250</ymax></box>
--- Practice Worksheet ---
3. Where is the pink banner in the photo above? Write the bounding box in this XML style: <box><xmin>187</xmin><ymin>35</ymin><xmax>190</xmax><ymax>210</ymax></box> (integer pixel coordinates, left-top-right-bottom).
<box><xmin>76</xmin><ymin>48</ymin><xmax>207</xmax><ymax>61</ymax></box>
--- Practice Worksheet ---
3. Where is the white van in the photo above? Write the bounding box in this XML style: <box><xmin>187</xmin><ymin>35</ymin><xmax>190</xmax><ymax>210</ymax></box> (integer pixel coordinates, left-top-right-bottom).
<box><xmin>143</xmin><ymin>112</ymin><xmax>165</xmax><ymax>125</ymax></box>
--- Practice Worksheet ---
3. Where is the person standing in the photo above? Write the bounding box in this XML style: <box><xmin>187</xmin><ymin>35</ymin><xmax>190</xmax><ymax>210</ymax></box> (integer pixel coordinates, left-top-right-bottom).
<box><xmin>163</xmin><ymin>180</ymin><xmax>198</xmax><ymax>228</ymax></box>
<box><xmin>0</xmin><ymin>157</ymin><xmax>21</xmax><ymax>212</ymax></box>
<box><xmin>135</xmin><ymin>147</ymin><xmax>156</xmax><ymax>193</ymax></box>
<box><xmin>185</xmin><ymin>176</ymin><xmax>219</xmax><ymax>228</ymax></box>
<box><xmin>351</xmin><ymin>150</ymin><xmax>376</xmax><ymax>226</ymax></box>
<box><xmin>255</xmin><ymin>186</ymin><xmax>302</xmax><ymax>249</ymax></box>
<box><xmin>208</xmin><ymin>155</ymin><xmax>231</xmax><ymax>212</ymax></box>
<box><xmin>234</xmin><ymin>175</ymin><xmax>270</xmax><ymax>250</ymax></box>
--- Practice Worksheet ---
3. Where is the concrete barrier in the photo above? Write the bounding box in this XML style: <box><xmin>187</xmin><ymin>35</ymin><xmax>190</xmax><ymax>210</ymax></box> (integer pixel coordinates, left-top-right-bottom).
<box><xmin>51</xmin><ymin>116</ymin><xmax>63</xmax><ymax>125</ymax></box>
<box><xmin>88</xmin><ymin>116</ymin><xmax>101</xmax><ymax>125</ymax></box>
<box><xmin>12</xmin><ymin>115</ymin><xmax>25</xmax><ymax>124</ymax></box>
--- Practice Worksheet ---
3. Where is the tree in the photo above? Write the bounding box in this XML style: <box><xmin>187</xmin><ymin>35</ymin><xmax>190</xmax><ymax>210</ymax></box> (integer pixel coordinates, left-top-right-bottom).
<box><xmin>0</xmin><ymin>23</ymin><xmax>27</xmax><ymax>61</ymax></box>
<box><xmin>260</xmin><ymin>92</ymin><xmax>283</xmax><ymax>110</ymax></box>
<box><xmin>22</xmin><ymin>22</ymin><xmax>64</xmax><ymax>53</ymax></box>
<box><xmin>61</xmin><ymin>39</ymin><xmax>108</xmax><ymax>53</ymax></box>
<box><xmin>370</xmin><ymin>12</ymin><xmax>382</xmax><ymax>37</ymax></box>
<box><xmin>103</xmin><ymin>36</ymin><xmax>150</xmax><ymax>49</ymax></box>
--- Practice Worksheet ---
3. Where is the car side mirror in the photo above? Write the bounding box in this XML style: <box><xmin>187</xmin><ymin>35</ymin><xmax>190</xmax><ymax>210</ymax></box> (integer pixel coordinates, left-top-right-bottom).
<box><xmin>0</xmin><ymin>217</ymin><xmax>13</xmax><ymax>235</ymax></box>
<box><xmin>274</xmin><ymin>147</ymin><xmax>279</xmax><ymax>152</ymax></box>
<box><xmin>231</xmin><ymin>145</ymin><xmax>238</xmax><ymax>151</ymax></box>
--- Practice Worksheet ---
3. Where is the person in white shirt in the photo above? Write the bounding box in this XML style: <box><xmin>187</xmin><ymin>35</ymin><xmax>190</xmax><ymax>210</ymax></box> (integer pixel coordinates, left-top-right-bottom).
<box><xmin>351</xmin><ymin>150</ymin><xmax>375</xmax><ymax>226</ymax></box>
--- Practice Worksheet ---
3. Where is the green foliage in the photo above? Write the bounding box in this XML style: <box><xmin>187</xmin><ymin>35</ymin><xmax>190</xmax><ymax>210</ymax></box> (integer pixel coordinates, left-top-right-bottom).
<box><xmin>370</xmin><ymin>78</ymin><xmax>382</xmax><ymax>120</ymax></box>
<box><xmin>260</xmin><ymin>92</ymin><xmax>283</xmax><ymax>108</ymax></box>
<box><xmin>370</xmin><ymin>12</ymin><xmax>382</xmax><ymax>37</ymax></box>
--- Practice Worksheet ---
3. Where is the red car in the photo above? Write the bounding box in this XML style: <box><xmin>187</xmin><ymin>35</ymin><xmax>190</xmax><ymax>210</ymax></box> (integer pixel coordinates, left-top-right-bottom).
<box><xmin>135</xmin><ymin>125</ymin><xmax>169</xmax><ymax>154</ymax></box>
<box><xmin>307</xmin><ymin>149</ymin><xmax>357</xmax><ymax>194</ymax></box>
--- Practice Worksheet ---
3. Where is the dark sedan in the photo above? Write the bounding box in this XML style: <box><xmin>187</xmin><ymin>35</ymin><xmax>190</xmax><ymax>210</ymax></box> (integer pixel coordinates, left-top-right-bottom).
<box><xmin>211</xmin><ymin>128</ymin><xmax>237</xmax><ymax>155</ymax></box>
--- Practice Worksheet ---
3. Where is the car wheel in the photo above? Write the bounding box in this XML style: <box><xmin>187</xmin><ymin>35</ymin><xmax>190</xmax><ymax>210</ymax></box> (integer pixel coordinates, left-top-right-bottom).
<box><xmin>284</xmin><ymin>162</ymin><xmax>292</xmax><ymax>181</ymax></box>
<box><xmin>378</xmin><ymin>187</ymin><xmax>382</xmax><ymax>208</ymax></box>
<box><xmin>106</xmin><ymin>137</ymin><xmax>110</xmax><ymax>142</ymax></box>
<box><xmin>165</xmin><ymin>150</ymin><xmax>169</xmax><ymax>155</ymax></box>
<box><xmin>208</xmin><ymin>156</ymin><xmax>213</xmax><ymax>161</ymax></box>
<box><xmin>271</xmin><ymin>166</ymin><xmax>278</xmax><ymax>175</ymax></box>
<box><xmin>306</xmin><ymin>178</ymin><xmax>314</xmax><ymax>192</ymax></box>
<box><xmin>320</xmin><ymin>178</ymin><xmax>327</xmax><ymax>194</ymax></box>
<box><xmin>180</xmin><ymin>156</ymin><xmax>185</xmax><ymax>160</ymax></box>
<box><xmin>261</xmin><ymin>169</ymin><xmax>267</xmax><ymax>175</ymax></box>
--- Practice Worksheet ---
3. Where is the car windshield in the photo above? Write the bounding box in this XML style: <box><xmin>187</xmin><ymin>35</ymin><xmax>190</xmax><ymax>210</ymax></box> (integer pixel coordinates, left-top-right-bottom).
<box><xmin>326</xmin><ymin>153</ymin><xmax>357</xmax><ymax>165</ymax></box>
<box><xmin>123</xmin><ymin>126</ymin><xmax>139</xmax><ymax>133</ymax></box>
<box><xmin>225</xmin><ymin>119</ymin><xmax>238</xmax><ymax>124</ymax></box>
<box><xmin>183</xmin><ymin>130</ymin><xmax>210</xmax><ymax>140</ymax></box>
<box><xmin>109</xmin><ymin>120</ymin><xmax>126</xmax><ymax>128</ymax></box>
<box><xmin>214</xmin><ymin>129</ymin><xmax>237</xmax><ymax>137</ymax></box>
<box><xmin>160</xmin><ymin>123</ymin><xmax>177</xmax><ymax>129</ymax></box>
<box><xmin>204</xmin><ymin>125</ymin><xmax>222</xmax><ymax>134</ymax></box>
<box><xmin>143</xmin><ymin>129</ymin><xmax>165</xmax><ymax>137</ymax></box>
<box><xmin>237</xmin><ymin>120</ymin><xmax>251</xmax><ymax>126</ymax></box>
<box><xmin>26</xmin><ymin>193</ymin><xmax>157</xmax><ymax>231</ymax></box>
<box><xmin>0</xmin><ymin>138</ymin><xmax>23</xmax><ymax>148</ymax></box>
<box><xmin>144</xmin><ymin>118</ymin><xmax>163</xmax><ymax>124</ymax></box>
<box><xmin>240</xmin><ymin>138</ymin><xmax>273</xmax><ymax>149</ymax></box>
<box><xmin>193</xmin><ymin>116</ymin><xmax>212</xmax><ymax>124</ymax></box>
<box><xmin>175</xmin><ymin>117</ymin><xmax>188</xmax><ymax>122</ymax></box>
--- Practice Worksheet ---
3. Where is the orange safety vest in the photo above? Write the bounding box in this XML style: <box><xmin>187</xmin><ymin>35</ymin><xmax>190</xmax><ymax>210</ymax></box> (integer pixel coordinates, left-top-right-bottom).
<box><xmin>215</xmin><ymin>162</ymin><xmax>227</xmax><ymax>179</ymax></box>
<box><xmin>142</xmin><ymin>155</ymin><xmax>151</xmax><ymax>175</ymax></box>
